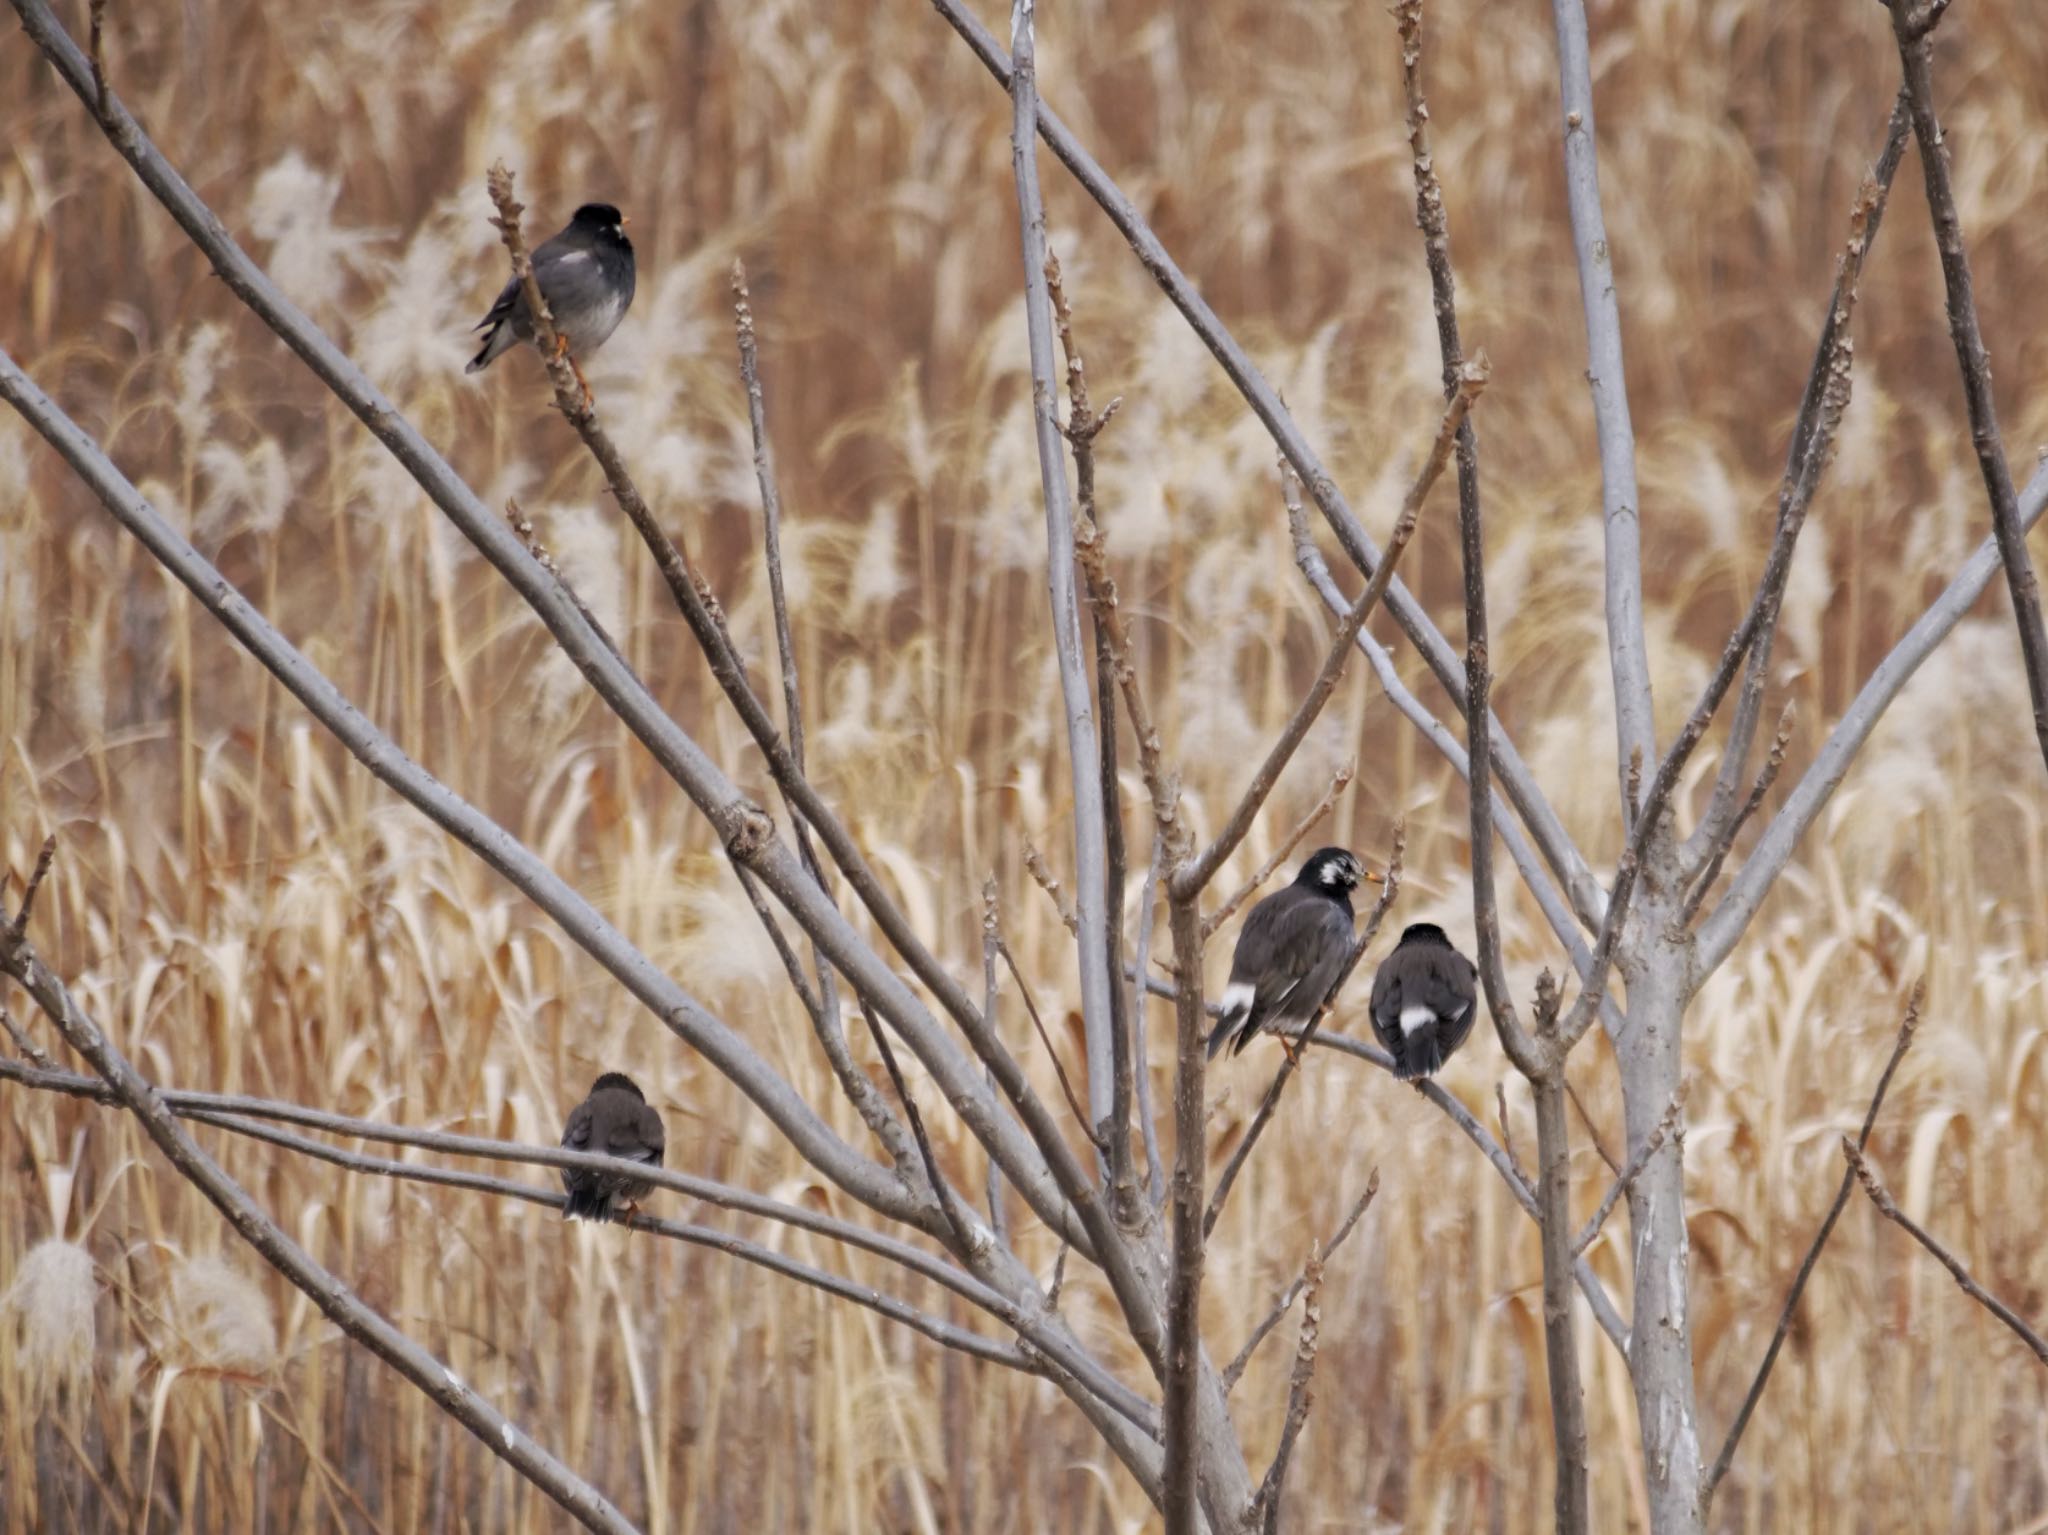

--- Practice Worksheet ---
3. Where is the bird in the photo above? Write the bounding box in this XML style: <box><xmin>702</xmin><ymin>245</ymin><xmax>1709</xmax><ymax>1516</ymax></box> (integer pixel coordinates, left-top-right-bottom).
<box><xmin>467</xmin><ymin>202</ymin><xmax>636</xmax><ymax>403</ymax></box>
<box><xmin>1206</xmin><ymin>846</ymin><xmax>1380</xmax><ymax>1061</ymax></box>
<box><xmin>558</xmin><ymin>1072</ymin><xmax>666</xmax><ymax>1223</ymax></box>
<box><xmin>1368</xmin><ymin>923</ymin><xmax>1480</xmax><ymax>1080</ymax></box>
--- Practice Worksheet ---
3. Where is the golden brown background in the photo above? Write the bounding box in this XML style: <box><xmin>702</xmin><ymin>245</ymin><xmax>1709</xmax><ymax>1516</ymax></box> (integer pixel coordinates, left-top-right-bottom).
<box><xmin>4</xmin><ymin>0</ymin><xmax>2047</xmax><ymax>1529</ymax></box>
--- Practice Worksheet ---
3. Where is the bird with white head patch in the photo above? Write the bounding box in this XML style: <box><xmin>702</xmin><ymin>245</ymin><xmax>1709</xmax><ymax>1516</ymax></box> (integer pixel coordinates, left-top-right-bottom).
<box><xmin>1368</xmin><ymin>923</ymin><xmax>1480</xmax><ymax>1079</ymax></box>
<box><xmin>1205</xmin><ymin>847</ymin><xmax>1380</xmax><ymax>1060</ymax></box>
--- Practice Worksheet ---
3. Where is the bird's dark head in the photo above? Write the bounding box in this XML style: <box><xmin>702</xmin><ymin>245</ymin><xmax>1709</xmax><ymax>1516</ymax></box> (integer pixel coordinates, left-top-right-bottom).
<box><xmin>571</xmin><ymin>203</ymin><xmax>632</xmax><ymax>249</ymax></box>
<box><xmin>1296</xmin><ymin>847</ymin><xmax>1378</xmax><ymax>897</ymax></box>
<box><xmin>589</xmin><ymin>1071</ymin><xmax>646</xmax><ymax>1101</ymax></box>
<box><xmin>1398</xmin><ymin>922</ymin><xmax>1454</xmax><ymax>949</ymax></box>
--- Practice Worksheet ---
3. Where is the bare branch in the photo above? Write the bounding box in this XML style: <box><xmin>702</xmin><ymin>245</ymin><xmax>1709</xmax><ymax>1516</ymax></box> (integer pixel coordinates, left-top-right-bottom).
<box><xmin>1682</xmin><ymin>702</ymin><xmax>1794</xmax><ymax>924</ymax></box>
<box><xmin>1</xmin><ymin>1002</ymin><xmax>55</xmax><ymax>1069</ymax></box>
<box><xmin>1287</xmin><ymin>477</ymin><xmax>1612</xmax><ymax>1005</ymax></box>
<box><xmin>982</xmin><ymin>879</ymin><xmax>1010</xmax><ymax>1245</ymax></box>
<box><xmin>1224</xmin><ymin>1171</ymin><xmax>1378</xmax><ymax>1393</ymax></box>
<box><xmin>3</xmin><ymin>835</ymin><xmax>56</xmax><ymax>945</ymax></box>
<box><xmin>926</xmin><ymin>0</ymin><xmax>1606</xmax><ymax>937</ymax></box>
<box><xmin>0</xmin><ymin>1051</ymin><xmax>1160</xmax><ymax>1437</ymax></box>
<box><xmin>859</xmin><ymin>1000</ymin><xmax>985</xmax><ymax>1259</ymax></box>
<box><xmin>1889</xmin><ymin>2</ymin><xmax>2048</xmax><ymax>777</ymax></box>
<box><xmin>1566</xmin><ymin>1076</ymin><xmax>1621</xmax><ymax>1177</ymax></box>
<box><xmin>1555</xmin><ymin>127</ymin><xmax>1895</xmax><ymax>1060</ymax></box>
<box><xmin>0</xmin><ymin>932</ymin><xmax>638</xmax><ymax>1534</ymax></box>
<box><xmin>1161</xmin><ymin>888</ymin><xmax>1210</xmax><ymax>1535</ymax></box>
<box><xmin>1685</xmin><ymin>99</ymin><xmax>1911</xmax><ymax>873</ymax></box>
<box><xmin>1047</xmin><ymin>247</ymin><xmax>1140</xmax><ymax>1205</ymax></box>
<box><xmin>730</xmin><ymin>261</ymin><xmax>896</xmax><ymax>1160</ymax></box>
<box><xmin>1203</xmin><ymin>828</ymin><xmax>1402</xmax><ymax>1240</ymax></box>
<box><xmin>1573</xmin><ymin>1082</ymin><xmax>1686</xmax><ymax>1257</ymax></box>
<box><xmin>195</xmin><ymin>1108</ymin><xmax>1035</xmax><ymax>1375</ymax></box>
<box><xmin>1021</xmin><ymin>838</ymin><xmax>1080</xmax><ymax>936</ymax></box>
<box><xmin>1844</xmin><ymin>1139</ymin><xmax>2048</xmax><ymax>1365</ymax></box>
<box><xmin>1698</xmin><ymin>460</ymin><xmax>2048</xmax><ymax>973</ymax></box>
<box><xmin>1546</xmin><ymin>0</ymin><xmax>1654</xmax><ymax>804</ymax></box>
<box><xmin>1252</xmin><ymin>1241</ymin><xmax>1323</xmax><ymax>1534</ymax></box>
<box><xmin>1705</xmin><ymin>983</ymin><xmax>1921</xmax><ymax>1506</ymax></box>
<box><xmin>1172</xmin><ymin>365</ymin><xmax>1486</xmax><ymax>903</ymax></box>
<box><xmin>1201</xmin><ymin>763</ymin><xmax>1352</xmax><ymax>942</ymax></box>
<box><xmin>1363</xmin><ymin>1035</ymin><xmax>1635</xmax><ymax>1358</ymax></box>
<box><xmin>1006</xmin><ymin>0</ymin><xmax>1118</xmax><ymax>1145</ymax></box>
<box><xmin>1131</xmin><ymin>833</ymin><xmax>1168</xmax><ymax>1205</ymax></box>
<box><xmin>997</xmin><ymin>936</ymin><xmax>1102</xmax><ymax>1153</ymax></box>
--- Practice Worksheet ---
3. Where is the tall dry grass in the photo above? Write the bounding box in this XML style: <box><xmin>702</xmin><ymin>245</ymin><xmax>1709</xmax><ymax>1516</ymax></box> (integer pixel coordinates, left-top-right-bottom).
<box><xmin>4</xmin><ymin>0</ymin><xmax>2048</xmax><ymax>1529</ymax></box>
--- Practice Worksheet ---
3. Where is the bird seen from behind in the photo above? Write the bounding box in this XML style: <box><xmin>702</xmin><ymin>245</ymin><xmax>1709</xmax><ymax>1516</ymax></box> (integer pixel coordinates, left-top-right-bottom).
<box><xmin>1369</xmin><ymin>923</ymin><xmax>1480</xmax><ymax>1080</ymax></box>
<box><xmin>559</xmin><ymin>1071</ymin><xmax>666</xmax><ymax>1223</ymax></box>
<box><xmin>1206</xmin><ymin>846</ymin><xmax>1380</xmax><ymax>1060</ymax></box>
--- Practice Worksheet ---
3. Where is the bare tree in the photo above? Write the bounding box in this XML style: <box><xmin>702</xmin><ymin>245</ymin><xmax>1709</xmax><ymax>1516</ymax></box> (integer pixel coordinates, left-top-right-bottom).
<box><xmin>5</xmin><ymin>0</ymin><xmax>2047</xmax><ymax>1530</ymax></box>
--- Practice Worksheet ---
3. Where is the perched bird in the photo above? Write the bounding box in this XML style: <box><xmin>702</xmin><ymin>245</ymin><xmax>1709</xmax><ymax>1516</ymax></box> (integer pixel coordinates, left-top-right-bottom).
<box><xmin>559</xmin><ymin>1072</ymin><xmax>666</xmax><ymax>1223</ymax></box>
<box><xmin>1206</xmin><ymin>847</ymin><xmax>1379</xmax><ymax>1060</ymax></box>
<box><xmin>467</xmin><ymin>202</ymin><xmax>636</xmax><ymax>400</ymax></box>
<box><xmin>1369</xmin><ymin>923</ymin><xmax>1480</xmax><ymax>1080</ymax></box>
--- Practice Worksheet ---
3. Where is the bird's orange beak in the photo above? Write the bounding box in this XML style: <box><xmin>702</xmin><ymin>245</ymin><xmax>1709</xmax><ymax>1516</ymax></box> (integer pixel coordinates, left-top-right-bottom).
<box><xmin>621</xmin><ymin>214</ymin><xmax>632</xmax><ymax>228</ymax></box>
<box><xmin>1360</xmin><ymin>870</ymin><xmax>1386</xmax><ymax>884</ymax></box>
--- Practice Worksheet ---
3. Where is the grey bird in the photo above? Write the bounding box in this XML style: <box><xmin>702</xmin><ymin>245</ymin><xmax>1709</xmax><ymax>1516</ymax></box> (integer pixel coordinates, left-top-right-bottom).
<box><xmin>559</xmin><ymin>1072</ymin><xmax>665</xmax><ymax>1223</ymax></box>
<box><xmin>1205</xmin><ymin>847</ymin><xmax>1380</xmax><ymax>1061</ymax></box>
<box><xmin>467</xmin><ymin>202</ymin><xmax>636</xmax><ymax>397</ymax></box>
<box><xmin>1368</xmin><ymin>923</ymin><xmax>1480</xmax><ymax>1080</ymax></box>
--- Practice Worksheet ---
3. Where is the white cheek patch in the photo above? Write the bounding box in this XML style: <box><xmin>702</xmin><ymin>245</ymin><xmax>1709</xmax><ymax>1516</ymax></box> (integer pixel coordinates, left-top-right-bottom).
<box><xmin>1400</xmin><ymin>1005</ymin><xmax>1436</xmax><ymax>1036</ymax></box>
<box><xmin>1220</xmin><ymin>982</ymin><xmax>1255</xmax><ymax>1020</ymax></box>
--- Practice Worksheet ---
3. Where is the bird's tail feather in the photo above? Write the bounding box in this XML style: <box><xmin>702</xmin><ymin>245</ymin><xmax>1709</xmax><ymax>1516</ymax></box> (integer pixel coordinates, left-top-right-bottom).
<box><xmin>1393</xmin><ymin>1024</ymin><xmax>1442</xmax><ymax>1081</ymax></box>
<box><xmin>466</xmin><ymin>321</ymin><xmax>513</xmax><ymax>375</ymax></box>
<box><xmin>562</xmin><ymin>1185</ymin><xmax>614</xmax><ymax>1223</ymax></box>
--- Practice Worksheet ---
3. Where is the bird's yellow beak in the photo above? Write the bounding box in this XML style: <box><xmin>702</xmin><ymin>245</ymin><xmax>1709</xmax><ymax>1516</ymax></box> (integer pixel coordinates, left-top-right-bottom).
<box><xmin>1360</xmin><ymin>870</ymin><xmax>1386</xmax><ymax>884</ymax></box>
<box><xmin>621</xmin><ymin>214</ymin><xmax>632</xmax><ymax>228</ymax></box>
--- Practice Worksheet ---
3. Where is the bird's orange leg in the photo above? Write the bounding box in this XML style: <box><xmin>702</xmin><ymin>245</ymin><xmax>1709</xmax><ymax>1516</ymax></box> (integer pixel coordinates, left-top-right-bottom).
<box><xmin>551</xmin><ymin>333</ymin><xmax>595</xmax><ymax>411</ymax></box>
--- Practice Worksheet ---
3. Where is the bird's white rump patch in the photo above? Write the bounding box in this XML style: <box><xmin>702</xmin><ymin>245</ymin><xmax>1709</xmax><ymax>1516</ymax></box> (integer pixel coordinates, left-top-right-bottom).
<box><xmin>1400</xmin><ymin>1005</ymin><xmax>1436</xmax><ymax>1036</ymax></box>
<box><xmin>1219</xmin><ymin>982</ymin><xmax>1255</xmax><ymax>1021</ymax></box>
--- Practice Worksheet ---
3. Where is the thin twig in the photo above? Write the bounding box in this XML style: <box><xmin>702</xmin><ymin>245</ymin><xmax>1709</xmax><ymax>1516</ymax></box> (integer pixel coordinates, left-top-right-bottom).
<box><xmin>1223</xmin><ymin>1171</ymin><xmax>1378</xmax><ymax>1392</ymax></box>
<box><xmin>5</xmin><ymin>835</ymin><xmax>56</xmax><ymax>944</ymax></box>
<box><xmin>1</xmin><ymin>1002</ymin><xmax>55</xmax><ymax>1069</ymax></box>
<box><xmin>1684</xmin><ymin>97</ymin><xmax>1911</xmax><ymax>877</ymax></box>
<box><xmin>1704</xmin><ymin>983</ymin><xmax>1922</xmax><ymax>1505</ymax></box>
<box><xmin>1565</xmin><ymin>1075</ymin><xmax>1621</xmax><ymax>1177</ymax></box>
<box><xmin>1699</xmin><ymin>460</ymin><xmax>2048</xmax><ymax>973</ymax></box>
<box><xmin>1253</xmin><ymin>1242</ymin><xmax>1324</xmax><ymax>1534</ymax></box>
<box><xmin>1201</xmin><ymin>763</ymin><xmax>1353</xmax><ymax>942</ymax></box>
<box><xmin>1572</xmin><ymin>1082</ymin><xmax>1686</xmax><ymax>1256</ymax></box>
<box><xmin>983</xmin><ymin>879</ymin><xmax>1009</xmax><ymax>1245</ymax></box>
<box><xmin>1683</xmin><ymin>701</ymin><xmax>1794</xmax><ymax>923</ymax></box>
<box><xmin>1132</xmin><ymin>832</ymin><xmax>1168</xmax><ymax>1206</ymax></box>
<box><xmin>1888</xmin><ymin>2</ymin><xmax>2048</xmax><ymax>778</ymax></box>
<box><xmin>998</xmin><ymin>936</ymin><xmax>1102</xmax><ymax>1152</ymax></box>
<box><xmin>860</xmin><ymin>1000</ymin><xmax>985</xmax><ymax>1258</ymax></box>
<box><xmin>1021</xmin><ymin>839</ymin><xmax>1079</xmax><ymax>936</ymax></box>
<box><xmin>1202</xmin><ymin>828</ymin><xmax>1402</xmax><ymax>1240</ymax></box>
<box><xmin>731</xmin><ymin>260</ymin><xmax>900</xmax><ymax>1162</ymax></box>
<box><xmin>1496</xmin><ymin>1082</ymin><xmax>1523</xmax><ymax>1174</ymax></box>
<box><xmin>1171</xmin><ymin>364</ymin><xmax>1487</xmax><ymax>904</ymax></box>
<box><xmin>1844</xmin><ymin>1139</ymin><xmax>2048</xmax><ymax>1365</ymax></box>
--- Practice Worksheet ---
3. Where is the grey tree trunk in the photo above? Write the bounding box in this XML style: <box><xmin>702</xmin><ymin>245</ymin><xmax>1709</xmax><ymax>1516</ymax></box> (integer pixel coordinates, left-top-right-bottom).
<box><xmin>1618</xmin><ymin>895</ymin><xmax>1706</xmax><ymax>1535</ymax></box>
